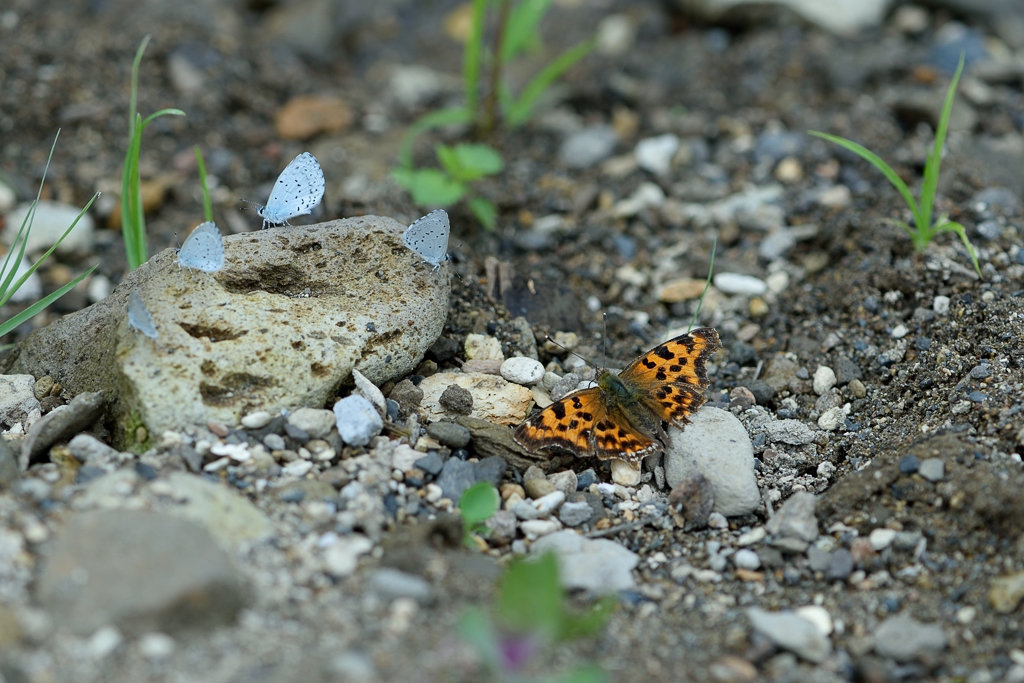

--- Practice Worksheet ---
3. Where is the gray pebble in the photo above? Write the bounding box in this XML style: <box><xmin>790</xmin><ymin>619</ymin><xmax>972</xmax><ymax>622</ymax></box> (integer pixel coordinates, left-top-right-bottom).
<box><xmin>439</xmin><ymin>384</ymin><xmax>473</xmax><ymax>416</ymax></box>
<box><xmin>826</xmin><ymin>549</ymin><xmax>854</xmax><ymax>581</ymax></box>
<box><xmin>737</xmin><ymin>379</ymin><xmax>775</xmax><ymax>405</ymax></box>
<box><xmin>436</xmin><ymin>459</ymin><xmax>477</xmax><ymax>501</ymax></box>
<box><xmin>426</xmin><ymin>421</ymin><xmax>471</xmax><ymax>449</ymax></box>
<box><xmin>473</xmin><ymin>456</ymin><xmax>507</xmax><ymax>488</ymax></box>
<box><xmin>733</xmin><ymin>549</ymin><xmax>761</xmax><ymax>570</ymax></box>
<box><xmin>918</xmin><ymin>458</ymin><xmax>945</xmax><ymax>482</ymax></box>
<box><xmin>872</xmin><ymin>614</ymin><xmax>948</xmax><ymax>662</ymax></box>
<box><xmin>413</xmin><ymin>452</ymin><xmax>444</xmax><ymax>476</ymax></box>
<box><xmin>558</xmin><ymin>501</ymin><xmax>592</xmax><ymax>527</ymax></box>
<box><xmin>559</xmin><ymin>125</ymin><xmax>619</xmax><ymax>169</ymax></box>
<box><xmin>766</xmin><ymin>491</ymin><xmax>819</xmax><ymax>543</ymax></box>
<box><xmin>807</xmin><ymin>545</ymin><xmax>831</xmax><ymax>573</ymax></box>
<box><xmin>264</xmin><ymin>433</ymin><xmax>286</xmax><ymax>451</ymax></box>
<box><xmin>389</xmin><ymin>379</ymin><xmax>424</xmax><ymax>417</ymax></box>
<box><xmin>368</xmin><ymin>567</ymin><xmax>432</xmax><ymax>604</ymax></box>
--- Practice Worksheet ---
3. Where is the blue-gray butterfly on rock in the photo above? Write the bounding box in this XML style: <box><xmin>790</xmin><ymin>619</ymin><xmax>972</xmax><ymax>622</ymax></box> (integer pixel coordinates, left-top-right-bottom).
<box><xmin>403</xmin><ymin>209</ymin><xmax>450</xmax><ymax>271</ymax></box>
<box><xmin>127</xmin><ymin>289</ymin><xmax>158</xmax><ymax>340</ymax></box>
<box><xmin>246</xmin><ymin>152</ymin><xmax>325</xmax><ymax>229</ymax></box>
<box><xmin>176</xmin><ymin>221</ymin><xmax>225</xmax><ymax>272</ymax></box>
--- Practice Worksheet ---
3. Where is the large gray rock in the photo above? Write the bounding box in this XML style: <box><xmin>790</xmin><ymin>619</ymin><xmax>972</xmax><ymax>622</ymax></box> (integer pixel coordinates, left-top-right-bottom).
<box><xmin>3</xmin><ymin>217</ymin><xmax>449</xmax><ymax>443</ymax></box>
<box><xmin>531</xmin><ymin>530</ymin><xmax>639</xmax><ymax>593</ymax></box>
<box><xmin>36</xmin><ymin>510</ymin><xmax>247</xmax><ymax>636</ymax></box>
<box><xmin>664</xmin><ymin>407</ymin><xmax>761</xmax><ymax>517</ymax></box>
<box><xmin>747</xmin><ymin>607</ymin><xmax>832</xmax><ymax>663</ymax></box>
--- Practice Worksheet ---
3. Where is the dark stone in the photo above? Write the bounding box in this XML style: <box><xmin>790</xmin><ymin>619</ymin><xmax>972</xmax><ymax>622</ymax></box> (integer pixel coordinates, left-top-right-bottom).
<box><xmin>278</xmin><ymin>488</ymin><xmax>305</xmax><ymax>503</ymax></box>
<box><xmin>428</xmin><ymin>336</ymin><xmax>459</xmax><ymax>362</ymax></box>
<box><xmin>75</xmin><ymin>465</ymin><xmax>107</xmax><ymax>485</ymax></box>
<box><xmin>134</xmin><ymin>463</ymin><xmax>159</xmax><ymax>481</ymax></box>
<box><xmin>389</xmin><ymin>380</ymin><xmax>423</xmax><ymax>418</ymax></box>
<box><xmin>969</xmin><ymin>391</ymin><xmax>988</xmax><ymax>403</ymax></box>
<box><xmin>473</xmin><ymin>456</ymin><xmax>507</xmax><ymax>488</ymax></box>
<box><xmin>439</xmin><ymin>384</ymin><xmax>473</xmax><ymax>416</ymax></box>
<box><xmin>668</xmin><ymin>473</ymin><xmax>714</xmax><ymax>528</ymax></box>
<box><xmin>899</xmin><ymin>455</ymin><xmax>920</xmax><ymax>474</ymax></box>
<box><xmin>284</xmin><ymin>423</ymin><xmax>309</xmax><ymax>442</ymax></box>
<box><xmin>426</xmin><ymin>422</ymin><xmax>471</xmax><ymax>449</ymax></box>
<box><xmin>385</xmin><ymin>399</ymin><xmax>400</xmax><ymax>422</ymax></box>
<box><xmin>826</xmin><ymin>549</ymin><xmax>854</xmax><ymax>581</ymax></box>
<box><xmin>738</xmin><ymin>379</ymin><xmax>775</xmax><ymax>405</ymax></box>
<box><xmin>20</xmin><ymin>391</ymin><xmax>105</xmax><ymax>469</ymax></box>
<box><xmin>576</xmin><ymin>469</ymin><xmax>598</xmax><ymax>491</ymax></box>
<box><xmin>915</xmin><ymin>337</ymin><xmax>931</xmax><ymax>351</ymax></box>
<box><xmin>451</xmin><ymin>448</ymin><xmax>470</xmax><ymax>460</ymax></box>
<box><xmin>728</xmin><ymin>341</ymin><xmax>757</xmax><ymax>366</ymax></box>
<box><xmin>414</xmin><ymin>452</ymin><xmax>444</xmax><ymax>476</ymax></box>
<box><xmin>436</xmin><ymin>459</ymin><xmax>478</xmax><ymax>501</ymax></box>
<box><xmin>969</xmin><ymin>365</ymin><xmax>991</xmax><ymax>380</ymax></box>
<box><xmin>832</xmin><ymin>356</ymin><xmax>862</xmax><ymax>385</ymax></box>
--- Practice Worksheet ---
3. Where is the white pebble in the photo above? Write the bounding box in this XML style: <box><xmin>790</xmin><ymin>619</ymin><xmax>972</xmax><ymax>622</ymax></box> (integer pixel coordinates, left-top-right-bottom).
<box><xmin>733</xmin><ymin>548</ymin><xmax>761</xmax><ymax>570</ymax></box>
<box><xmin>634</xmin><ymin>134</ymin><xmax>680</xmax><ymax>175</ymax></box>
<box><xmin>595</xmin><ymin>13</ymin><xmax>636</xmax><ymax>56</ymax></box>
<box><xmin>933</xmin><ymin>295</ymin><xmax>950</xmax><ymax>315</ymax></box>
<box><xmin>612</xmin><ymin>182</ymin><xmax>666</xmax><ymax>218</ymax></box>
<box><xmin>532</xmin><ymin>490</ymin><xmax>566</xmax><ymax>516</ymax></box>
<box><xmin>737</xmin><ymin>527</ymin><xmax>767</xmax><ymax>546</ymax></box>
<box><xmin>765</xmin><ymin>270</ymin><xmax>790</xmax><ymax>294</ymax></box>
<box><xmin>138</xmin><ymin>632</ymin><xmax>176</xmax><ymax>660</ymax></box>
<box><xmin>465</xmin><ymin>334</ymin><xmax>504</xmax><ymax>361</ymax></box>
<box><xmin>210</xmin><ymin>442</ymin><xmax>251</xmax><ymax>462</ymax></box>
<box><xmin>282</xmin><ymin>460</ymin><xmax>313</xmax><ymax>477</ymax></box>
<box><xmin>87</xmin><ymin>274</ymin><xmax>112</xmax><ymax>304</ymax></box>
<box><xmin>521</xmin><ymin>519</ymin><xmax>561</xmax><ymax>540</ymax></box>
<box><xmin>322</xmin><ymin>534</ymin><xmax>373</xmax><ymax>578</ymax></box>
<box><xmin>708</xmin><ymin>512</ymin><xmax>729</xmax><ymax>529</ymax></box>
<box><xmin>610</xmin><ymin>459</ymin><xmax>641</xmax><ymax>486</ymax></box>
<box><xmin>868</xmin><ymin>528</ymin><xmax>897</xmax><ymax>550</ymax></box>
<box><xmin>241</xmin><ymin>411</ymin><xmax>273</xmax><ymax>429</ymax></box>
<box><xmin>333</xmin><ymin>394</ymin><xmax>383</xmax><ymax>446</ymax></box>
<box><xmin>88</xmin><ymin>626</ymin><xmax>122</xmax><ymax>660</ymax></box>
<box><xmin>891</xmin><ymin>324</ymin><xmax>909</xmax><ymax>339</ymax></box>
<box><xmin>424</xmin><ymin>483</ymin><xmax>443</xmax><ymax>503</ymax></box>
<box><xmin>713</xmin><ymin>272</ymin><xmax>767</xmax><ymax>296</ymax></box>
<box><xmin>500</xmin><ymin>357</ymin><xmax>545</xmax><ymax>386</ymax></box>
<box><xmin>812</xmin><ymin>366</ymin><xmax>836</xmax><ymax>395</ymax></box>
<box><xmin>202</xmin><ymin>457</ymin><xmax>231</xmax><ymax>472</ymax></box>
<box><xmin>817</xmin><ymin>407</ymin><xmax>845</xmax><ymax>431</ymax></box>
<box><xmin>795</xmin><ymin>605</ymin><xmax>834</xmax><ymax>636</ymax></box>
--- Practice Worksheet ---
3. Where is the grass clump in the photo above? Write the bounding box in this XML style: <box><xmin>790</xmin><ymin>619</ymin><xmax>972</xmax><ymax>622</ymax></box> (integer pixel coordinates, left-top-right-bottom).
<box><xmin>1</xmin><ymin>131</ymin><xmax>99</xmax><ymax>344</ymax></box>
<box><xmin>810</xmin><ymin>54</ymin><xmax>980</xmax><ymax>276</ymax></box>
<box><xmin>394</xmin><ymin>0</ymin><xmax>593</xmax><ymax>229</ymax></box>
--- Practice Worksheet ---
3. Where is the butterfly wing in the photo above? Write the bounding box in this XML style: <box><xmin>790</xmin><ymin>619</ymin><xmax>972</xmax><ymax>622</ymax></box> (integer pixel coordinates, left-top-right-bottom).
<box><xmin>617</xmin><ymin>327</ymin><xmax>721</xmax><ymax>427</ymax></box>
<box><xmin>264</xmin><ymin>152</ymin><xmax>325</xmax><ymax>223</ymax></box>
<box><xmin>403</xmin><ymin>209</ymin><xmax>450</xmax><ymax>267</ymax></box>
<box><xmin>513</xmin><ymin>386</ymin><xmax>660</xmax><ymax>465</ymax></box>
<box><xmin>127</xmin><ymin>289</ymin><xmax>158</xmax><ymax>340</ymax></box>
<box><xmin>178</xmin><ymin>221</ymin><xmax>225</xmax><ymax>272</ymax></box>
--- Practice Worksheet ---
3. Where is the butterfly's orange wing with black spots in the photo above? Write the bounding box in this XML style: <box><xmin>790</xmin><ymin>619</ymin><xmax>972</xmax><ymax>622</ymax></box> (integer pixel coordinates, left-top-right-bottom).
<box><xmin>618</xmin><ymin>327</ymin><xmax>721</xmax><ymax>427</ymax></box>
<box><xmin>512</xmin><ymin>387</ymin><xmax>661</xmax><ymax>462</ymax></box>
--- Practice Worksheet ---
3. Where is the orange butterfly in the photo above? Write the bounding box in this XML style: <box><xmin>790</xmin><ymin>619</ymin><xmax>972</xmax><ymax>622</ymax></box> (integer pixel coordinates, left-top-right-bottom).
<box><xmin>513</xmin><ymin>328</ymin><xmax>721</xmax><ymax>470</ymax></box>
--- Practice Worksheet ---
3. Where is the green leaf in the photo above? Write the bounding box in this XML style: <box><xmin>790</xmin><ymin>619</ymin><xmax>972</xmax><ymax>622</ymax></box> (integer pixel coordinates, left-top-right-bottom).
<box><xmin>497</xmin><ymin>553</ymin><xmax>564</xmax><ymax>637</ymax></box>
<box><xmin>454</xmin><ymin>144</ymin><xmax>504</xmax><ymax>176</ymax></box>
<box><xmin>459</xmin><ymin>482</ymin><xmax>499</xmax><ymax>530</ymax></box>
<box><xmin>808</xmin><ymin>131</ymin><xmax>920</xmax><ymax>224</ymax></box>
<box><xmin>505</xmin><ymin>39</ymin><xmax>594</xmax><ymax>127</ymax></box>
<box><xmin>502</xmin><ymin>0</ymin><xmax>553</xmax><ymax>63</ymax></box>
<box><xmin>464</xmin><ymin>0</ymin><xmax>488</xmax><ymax>117</ymax></box>
<box><xmin>0</xmin><ymin>265</ymin><xmax>97</xmax><ymax>338</ymax></box>
<box><xmin>468</xmin><ymin>197</ymin><xmax>498</xmax><ymax>230</ymax></box>
<box><xmin>195</xmin><ymin>145</ymin><xmax>213</xmax><ymax>223</ymax></box>
<box><xmin>398</xmin><ymin>107</ymin><xmax>473</xmax><ymax>169</ymax></box>
<box><xmin>557</xmin><ymin>596</ymin><xmax>616</xmax><ymax>641</ymax></box>
<box><xmin>435</xmin><ymin>144</ymin><xmax>464</xmax><ymax>178</ymax></box>
<box><xmin>934</xmin><ymin>220</ymin><xmax>982</xmax><ymax>277</ymax></box>
<box><xmin>392</xmin><ymin>168</ymin><xmax>467</xmax><ymax>206</ymax></box>
<box><xmin>920</xmin><ymin>52</ymin><xmax>965</xmax><ymax>238</ymax></box>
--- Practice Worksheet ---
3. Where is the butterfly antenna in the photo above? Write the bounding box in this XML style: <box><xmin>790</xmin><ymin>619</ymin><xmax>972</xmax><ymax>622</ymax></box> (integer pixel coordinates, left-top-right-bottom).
<box><xmin>688</xmin><ymin>234</ymin><xmax>718</xmax><ymax>333</ymax></box>
<box><xmin>544</xmin><ymin>335</ymin><xmax>600</xmax><ymax>372</ymax></box>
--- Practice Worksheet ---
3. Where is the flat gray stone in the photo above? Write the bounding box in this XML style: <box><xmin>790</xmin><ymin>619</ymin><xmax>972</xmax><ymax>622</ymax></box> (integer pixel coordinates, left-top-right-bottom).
<box><xmin>747</xmin><ymin>607</ymin><xmax>831</xmax><ymax>663</ymax></box>
<box><xmin>287</xmin><ymin>407</ymin><xmax>335</xmax><ymax>440</ymax></box>
<box><xmin>20</xmin><ymin>391</ymin><xmax>105</xmax><ymax>470</ymax></box>
<box><xmin>531</xmin><ymin>530</ymin><xmax>638</xmax><ymax>593</ymax></box>
<box><xmin>36</xmin><ymin>510</ymin><xmax>246</xmax><ymax>635</ymax></box>
<box><xmin>872</xmin><ymin>614</ymin><xmax>948</xmax><ymax>662</ymax></box>
<box><xmin>664</xmin><ymin>407</ymin><xmax>761</xmax><ymax>516</ymax></box>
<box><xmin>763</xmin><ymin>419</ymin><xmax>817</xmax><ymax>446</ymax></box>
<box><xmin>918</xmin><ymin>457</ymin><xmax>945</xmax><ymax>482</ymax></box>
<box><xmin>367</xmin><ymin>567</ymin><xmax>433</xmax><ymax>604</ymax></box>
<box><xmin>3</xmin><ymin>217</ymin><xmax>448</xmax><ymax>444</ymax></box>
<box><xmin>559</xmin><ymin>125</ymin><xmax>618</xmax><ymax>169</ymax></box>
<box><xmin>160</xmin><ymin>472</ymin><xmax>274</xmax><ymax>547</ymax></box>
<box><xmin>766</xmin><ymin>491</ymin><xmax>819</xmax><ymax>543</ymax></box>
<box><xmin>68</xmin><ymin>433</ymin><xmax>119</xmax><ymax>463</ymax></box>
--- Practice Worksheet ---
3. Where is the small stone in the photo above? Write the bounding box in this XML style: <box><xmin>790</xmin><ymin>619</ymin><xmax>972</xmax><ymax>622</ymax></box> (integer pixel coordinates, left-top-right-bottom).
<box><xmin>322</xmin><ymin>535</ymin><xmax>374</xmax><ymax>578</ymax></box>
<box><xmin>486</xmin><ymin>509</ymin><xmax>517</xmax><ymax>545</ymax></box>
<box><xmin>766</xmin><ymin>492</ymin><xmax>818</xmax><ymax>543</ymax></box>
<box><xmin>872</xmin><ymin>614</ymin><xmax>947</xmax><ymax>662</ymax></box>
<box><xmin>558</xmin><ymin>501</ymin><xmax>592</xmax><ymax>527</ymax></box>
<box><xmin>68</xmin><ymin>434</ymin><xmax>119</xmax><ymax>463</ymax></box>
<box><xmin>333</xmin><ymin>395</ymin><xmax>383</xmax><ymax>447</ymax></box>
<box><xmin>737</xmin><ymin>527</ymin><xmax>766</xmax><ymax>546</ymax></box>
<box><xmin>559</xmin><ymin>126</ymin><xmax>618</xmax><ymax>169</ymax></box>
<box><xmin>241</xmin><ymin>411</ymin><xmax>273</xmax><ymax>429</ymax></box>
<box><xmin>524</xmin><ymin>477</ymin><xmax>557</xmax><ymax>499</ymax></box>
<box><xmin>425</xmin><ymin>421</ymin><xmax>471</xmax><ymax>449</ymax></box>
<box><xmin>826</xmin><ymin>549</ymin><xmax>854</xmax><ymax>581</ymax></box>
<box><xmin>634</xmin><ymin>134</ymin><xmax>680</xmax><ymax>175</ymax></box>
<box><xmin>747</xmin><ymin>607</ymin><xmax>831</xmax><ymax>663</ymax></box>
<box><xmin>499</xmin><ymin>357</ymin><xmax>545</xmax><ymax>385</ymax></box>
<box><xmin>796</xmin><ymin>605</ymin><xmax>834</xmax><ymax>636</ymax></box>
<box><xmin>610</xmin><ymin>458</ymin><xmax>641</xmax><ymax>486</ymax></box>
<box><xmin>531</xmin><ymin>530</ymin><xmax>639</xmax><ymax>593</ymax></box>
<box><xmin>521</xmin><ymin>519</ymin><xmax>561</xmax><ymax>540</ymax></box>
<box><xmin>989</xmin><ymin>571</ymin><xmax>1024</xmax><ymax>613</ymax></box>
<box><xmin>34</xmin><ymin>375</ymin><xmax>55</xmax><ymax>401</ymax></box>
<box><xmin>849</xmin><ymin>379</ymin><xmax>867</xmax><ymax>398</ymax></box>
<box><xmin>389</xmin><ymin>379</ymin><xmax>424</xmax><ymax>417</ymax></box>
<box><xmin>576</xmin><ymin>469</ymin><xmax>598</xmax><ymax>490</ymax></box>
<box><xmin>264</xmin><ymin>433</ymin><xmax>286</xmax><ymax>451</ymax></box>
<box><xmin>438</xmin><ymin>384</ymin><xmax>474</xmax><ymax>416</ymax></box>
<box><xmin>88</xmin><ymin>626</ymin><xmax>123</xmax><ymax>659</ymax></box>
<box><xmin>274</xmin><ymin>95</ymin><xmax>352</xmax><ymax>140</ymax></box>
<box><xmin>817</xmin><ymin>407</ymin><xmax>844</xmax><ymax>431</ymax></box>
<box><xmin>918</xmin><ymin>458</ymin><xmax>945</xmax><ymax>482</ymax></box>
<box><xmin>547</xmin><ymin>470</ymin><xmax>578</xmax><ymax>497</ymax></box>
<box><xmin>532</xmin><ymin>490</ymin><xmax>566</xmax><ymax>516</ymax></box>
<box><xmin>733</xmin><ymin>549</ymin><xmax>761</xmax><ymax>570</ymax></box>
<box><xmin>708</xmin><ymin>512</ymin><xmax>728</xmax><ymax>529</ymax></box>
<box><xmin>899</xmin><ymin>455</ymin><xmax>920</xmax><ymax>474</ymax></box>
<box><xmin>812</xmin><ymin>366</ymin><xmax>837</xmax><ymax>395</ymax></box>
<box><xmin>19</xmin><ymin>390</ymin><xmax>105</xmax><ymax>469</ymax></box>
<box><xmin>595</xmin><ymin>13</ymin><xmax>636</xmax><ymax>56</ymax></box>
<box><xmin>668</xmin><ymin>473</ymin><xmax>715</xmax><ymax>528</ymax></box>
<box><xmin>713</xmin><ymin>273</ymin><xmax>767</xmax><ymax>296</ymax></box>
<box><xmin>612</xmin><ymin>182</ymin><xmax>665</xmax><ymax>217</ymax></box>
<box><xmin>137</xmin><ymin>632</ymin><xmax>176</xmax><ymax>660</ymax></box>
<box><xmin>464</xmin><ymin>334</ymin><xmax>504</xmax><ymax>361</ymax></box>
<box><xmin>656</xmin><ymin>278</ymin><xmax>708</xmax><ymax>303</ymax></box>
<box><xmin>869</xmin><ymin>528</ymin><xmax>897</xmax><ymax>551</ymax></box>
<box><xmin>368</xmin><ymin>567</ymin><xmax>433</xmax><ymax>604</ymax></box>
<box><xmin>4</xmin><ymin>201</ymin><xmax>95</xmax><ymax>254</ymax></box>
<box><xmin>763</xmin><ymin>419</ymin><xmax>816</xmax><ymax>446</ymax></box>
<box><xmin>891</xmin><ymin>324</ymin><xmax>909</xmax><ymax>339</ymax></box>
<box><xmin>288</xmin><ymin>407</ymin><xmax>336</xmax><ymax>440</ymax></box>
<box><xmin>413</xmin><ymin>452</ymin><xmax>444</xmax><ymax>476</ymax></box>
<box><xmin>436</xmin><ymin>458</ymin><xmax>478</xmax><ymax>501</ymax></box>
<box><xmin>849</xmin><ymin>537</ymin><xmax>876</xmax><ymax>565</ymax></box>
<box><xmin>933</xmin><ymin>295</ymin><xmax>950</xmax><ymax>315</ymax></box>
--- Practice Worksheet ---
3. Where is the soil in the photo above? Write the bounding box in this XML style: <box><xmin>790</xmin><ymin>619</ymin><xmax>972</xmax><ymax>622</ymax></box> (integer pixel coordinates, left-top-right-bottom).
<box><xmin>1</xmin><ymin>1</ymin><xmax>1024</xmax><ymax>682</ymax></box>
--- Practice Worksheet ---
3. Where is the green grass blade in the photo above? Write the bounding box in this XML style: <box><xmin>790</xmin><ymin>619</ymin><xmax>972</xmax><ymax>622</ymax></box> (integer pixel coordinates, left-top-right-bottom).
<box><xmin>934</xmin><ymin>220</ymin><xmax>982</xmax><ymax>276</ymax></box>
<box><xmin>0</xmin><ymin>265</ymin><xmax>96</xmax><ymax>338</ymax></box>
<box><xmin>141</xmin><ymin>108</ymin><xmax>186</xmax><ymax>127</ymax></box>
<box><xmin>464</xmin><ymin>0</ymin><xmax>488</xmax><ymax>117</ymax></box>
<box><xmin>194</xmin><ymin>145</ymin><xmax>213</xmax><ymax>222</ymax></box>
<box><xmin>398</xmin><ymin>107</ymin><xmax>473</xmax><ymax>169</ymax></box>
<box><xmin>920</xmin><ymin>52</ymin><xmax>965</xmax><ymax>236</ymax></box>
<box><xmin>505</xmin><ymin>39</ymin><xmax>593</xmax><ymax>127</ymax></box>
<box><xmin>128</xmin><ymin>35</ymin><xmax>151</xmax><ymax>141</ymax></box>
<box><xmin>809</xmin><ymin>131</ymin><xmax>920</xmax><ymax>221</ymax></box>
<box><xmin>688</xmin><ymin>235</ymin><xmax>717</xmax><ymax>333</ymax></box>
<box><xmin>502</xmin><ymin>0</ymin><xmax>552</xmax><ymax>63</ymax></box>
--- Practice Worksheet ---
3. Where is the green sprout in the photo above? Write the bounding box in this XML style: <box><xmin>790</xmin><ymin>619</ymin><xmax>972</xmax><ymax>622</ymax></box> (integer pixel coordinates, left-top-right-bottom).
<box><xmin>810</xmin><ymin>53</ymin><xmax>980</xmax><ymax>276</ymax></box>
<box><xmin>120</xmin><ymin>35</ymin><xmax>185</xmax><ymax>270</ymax></box>
<box><xmin>459</xmin><ymin>480</ymin><xmax>501</xmax><ymax>547</ymax></box>
<box><xmin>459</xmin><ymin>553</ymin><xmax>613</xmax><ymax>682</ymax></box>
<box><xmin>194</xmin><ymin>145</ymin><xmax>213</xmax><ymax>223</ymax></box>
<box><xmin>1</xmin><ymin>131</ymin><xmax>99</xmax><ymax>342</ymax></box>
<box><xmin>394</xmin><ymin>0</ymin><xmax>593</xmax><ymax>229</ymax></box>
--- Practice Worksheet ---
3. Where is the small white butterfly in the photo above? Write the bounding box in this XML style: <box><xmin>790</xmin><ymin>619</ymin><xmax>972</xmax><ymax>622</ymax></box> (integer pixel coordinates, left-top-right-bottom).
<box><xmin>403</xmin><ymin>209</ymin><xmax>450</xmax><ymax>272</ymax></box>
<box><xmin>127</xmin><ymin>289</ymin><xmax>158</xmax><ymax>340</ymax></box>
<box><xmin>176</xmin><ymin>221</ymin><xmax>225</xmax><ymax>272</ymax></box>
<box><xmin>244</xmin><ymin>152</ymin><xmax>325</xmax><ymax>229</ymax></box>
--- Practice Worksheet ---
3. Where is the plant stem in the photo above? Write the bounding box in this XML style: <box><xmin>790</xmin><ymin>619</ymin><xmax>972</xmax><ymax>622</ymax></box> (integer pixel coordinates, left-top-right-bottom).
<box><xmin>482</xmin><ymin>0</ymin><xmax>511</xmax><ymax>136</ymax></box>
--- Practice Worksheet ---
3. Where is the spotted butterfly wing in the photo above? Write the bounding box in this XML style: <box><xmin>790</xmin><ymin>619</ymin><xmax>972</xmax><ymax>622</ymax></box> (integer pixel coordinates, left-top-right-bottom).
<box><xmin>403</xmin><ymin>209</ymin><xmax>450</xmax><ymax>271</ymax></box>
<box><xmin>127</xmin><ymin>289</ymin><xmax>158</xmax><ymax>340</ymax></box>
<box><xmin>256</xmin><ymin>152</ymin><xmax>325</xmax><ymax>229</ymax></box>
<box><xmin>176</xmin><ymin>221</ymin><xmax>225</xmax><ymax>272</ymax></box>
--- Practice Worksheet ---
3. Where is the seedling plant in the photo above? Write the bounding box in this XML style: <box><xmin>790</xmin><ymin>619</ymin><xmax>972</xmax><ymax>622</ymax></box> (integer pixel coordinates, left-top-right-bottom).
<box><xmin>810</xmin><ymin>54</ymin><xmax>980</xmax><ymax>276</ymax></box>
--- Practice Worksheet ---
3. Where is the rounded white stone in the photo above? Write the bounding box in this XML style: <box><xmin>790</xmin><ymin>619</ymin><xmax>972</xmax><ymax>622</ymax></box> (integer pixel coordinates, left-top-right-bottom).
<box><xmin>733</xmin><ymin>548</ymin><xmax>761</xmax><ymax>570</ymax></box>
<box><xmin>817</xmin><ymin>407</ymin><xmax>845</xmax><ymax>431</ymax></box>
<box><xmin>795</xmin><ymin>605</ymin><xmax>834</xmax><ymax>636</ymax></box>
<box><xmin>500</xmin><ymin>357</ymin><xmax>545</xmax><ymax>386</ymax></box>
<box><xmin>241</xmin><ymin>411</ymin><xmax>273</xmax><ymax>429</ymax></box>
<box><xmin>869</xmin><ymin>527</ymin><xmax>897</xmax><ymax>550</ymax></box>
<box><xmin>610</xmin><ymin>458</ymin><xmax>641</xmax><ymax>486</ymax></box>
<box><xmin>813</xmin><ymin>366</ymin><xmax>837</xmax><ymax>395</ymax></box>
<box><xmin>933</xmin><ymin>295</ymin><xmax>950</xmax><ymax>315</ymax></box>
<box><xmin>713</xmin><ymin>273</ymin><xmax>768</xmax><ymax>296</ymax></box>
<box><xmin>138</xmin><ymin>632</ymin><xmax>176</xmax><ymax>660</ymax></box>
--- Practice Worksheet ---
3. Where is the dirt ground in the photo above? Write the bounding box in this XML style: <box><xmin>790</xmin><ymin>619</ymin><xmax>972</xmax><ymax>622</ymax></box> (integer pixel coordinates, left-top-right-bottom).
<box><xmin>2</xmin><ymin>0</ymin><xmax>1024</xmax><ymax>681</ymax></box>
